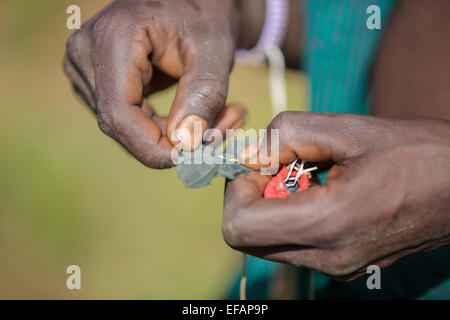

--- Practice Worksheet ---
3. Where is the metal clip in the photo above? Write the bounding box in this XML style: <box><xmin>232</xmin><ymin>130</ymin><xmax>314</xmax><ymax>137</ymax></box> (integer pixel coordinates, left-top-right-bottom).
<box><xmin>284</xmin><ymin>159</ymin><xmax>318</xmax><ymax>189</ymax></box>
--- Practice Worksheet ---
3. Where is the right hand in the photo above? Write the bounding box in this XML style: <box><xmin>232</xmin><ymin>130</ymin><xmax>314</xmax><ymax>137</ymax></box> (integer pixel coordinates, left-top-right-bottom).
<box><xmin>224</xmin><ymin>112</ymin><xmax>450</xmax><ymax>280</ymax></box>
<box><xmin>63</xmin><ymin>0</ymin><xmax>245</xmax><ymax>168</ymax></box>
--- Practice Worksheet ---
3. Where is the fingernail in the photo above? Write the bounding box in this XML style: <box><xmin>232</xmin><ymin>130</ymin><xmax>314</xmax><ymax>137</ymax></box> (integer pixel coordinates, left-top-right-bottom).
<box><xmin>175</xmin><ymin>114</ymin><xmax>207</xmax><ymax>151</ymax></box>
<box><xmin>239</xmin><ymin>141</ymin><xmax>259</xmax><ymax>163</ymax></box>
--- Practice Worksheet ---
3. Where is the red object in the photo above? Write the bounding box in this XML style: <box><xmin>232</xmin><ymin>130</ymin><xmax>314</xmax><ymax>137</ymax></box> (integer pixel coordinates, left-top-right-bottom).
<box><xmin>263</xmin><ymin>166</ymin><xmax>310</xmax><ymax>199</ymax></box>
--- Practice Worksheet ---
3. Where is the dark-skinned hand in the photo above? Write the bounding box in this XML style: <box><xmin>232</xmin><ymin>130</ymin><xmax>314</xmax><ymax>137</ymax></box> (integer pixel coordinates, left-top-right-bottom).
<box><xmin>63</xmin><ymin>0</ymin><xmax>245</xmax><ymax>168</ymax></box>
<box><xmin>223</xmin><ymin>111</ymin><xmax>450</xmax><ymax>280</ymax></box>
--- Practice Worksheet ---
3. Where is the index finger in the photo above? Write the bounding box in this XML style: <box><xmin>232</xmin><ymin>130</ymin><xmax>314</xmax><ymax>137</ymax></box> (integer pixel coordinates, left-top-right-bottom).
<box><xmin>223</xmin><ymin>171</ymin><xmax>339</xmax><ymax>249</ymax></box>
<box><xmin>92</xmin><ymin>24</ymin><xmax>174</xmax><ymax>168</ymax></box>
<box><xmin>165</xmin><ymin>25</ymin><xmax>236</xmax><ymax>151</ymax></box>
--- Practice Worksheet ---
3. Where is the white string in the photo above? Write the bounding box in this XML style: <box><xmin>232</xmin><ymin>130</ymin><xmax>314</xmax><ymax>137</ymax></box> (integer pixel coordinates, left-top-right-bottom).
<box><xmin>265</xmin><ymin>45</ymin><xmax>288</xmax><ymax>117</ymax></box>
<box><xmin>285</xmin><ymin>159</ymin><xmax>298</xmax><ymax>182</ymax></box>
<box><xmin>238</xmin><ymin>45</ymin><xmax>288</xmax><ymax>301</ymax></box>
<box><xmin>240</xmin><ymin>254</ymin><xmax>247</xmax><ymax>300</ymax></box>
<box><xmin>285</xmin><ymin>160</ymin><xmax>318</xmax><ymax>187</ymax></box>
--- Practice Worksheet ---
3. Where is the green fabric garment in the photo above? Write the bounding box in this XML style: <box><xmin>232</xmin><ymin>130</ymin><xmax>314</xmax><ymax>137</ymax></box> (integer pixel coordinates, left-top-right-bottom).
<box><xmin>228</xmin><ymin>0</ymin><xmax>450</xmax><ymax>300</ymax></box>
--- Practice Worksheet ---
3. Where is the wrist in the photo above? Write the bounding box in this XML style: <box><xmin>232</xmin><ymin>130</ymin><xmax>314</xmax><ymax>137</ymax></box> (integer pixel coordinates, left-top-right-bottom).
<box><xmin>235</xmin><ymin>0</ymin><xmax>266</xmax><ymax>50</ymax></box>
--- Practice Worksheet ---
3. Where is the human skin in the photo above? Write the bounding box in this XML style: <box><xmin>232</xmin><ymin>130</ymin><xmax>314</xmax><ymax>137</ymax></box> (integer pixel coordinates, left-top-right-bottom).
<box><xmin>237</xmin><ymin>0</ymin><xmax>303</xmax><ymax>68</ymax></box>
<box><xmin>63</xmin><ymin>0</ymin><xmax>246</xmax><ymax>168</ymax></box>
<box><xmin>222</xmin><ymin>0</ymin><xmax>450</xmax><ymax>280</ymax></box>
<box><xmin>223</xmin><ymin>112</ymin><xmax>450</xmax><ymax>280</ymax></box>
<box><xmin>371</xmin><ymin>0</ymin><xmax>450</xmax><ymax>120</ymax></box>
<box><xmin>62</xmin><ymin>0</ymin><xmax>304</xmax><ymax>168</ymax></box>
<box><xmin>63</xmin><ymin>0</ymin><xmax>450</xmax><ymax>279</ymax></box>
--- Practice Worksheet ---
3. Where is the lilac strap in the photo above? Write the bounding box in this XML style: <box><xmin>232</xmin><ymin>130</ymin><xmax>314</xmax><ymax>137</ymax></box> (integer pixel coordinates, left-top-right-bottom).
<box><xmin>236</xmin><ymin>0</ymin><xmax>290</xmax><ymax>63</ymax></box>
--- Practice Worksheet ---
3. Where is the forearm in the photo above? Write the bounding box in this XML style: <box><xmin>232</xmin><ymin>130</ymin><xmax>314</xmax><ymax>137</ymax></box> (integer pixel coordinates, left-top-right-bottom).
<box><xmin>236</xmin><ymin>0</ymin><xmax>303</xmax><ymax>68</ymax></box>
<box><xmin>371</xmin><ymin>0</ymin><xmax>450</xmax><ymax>120</ymax></box>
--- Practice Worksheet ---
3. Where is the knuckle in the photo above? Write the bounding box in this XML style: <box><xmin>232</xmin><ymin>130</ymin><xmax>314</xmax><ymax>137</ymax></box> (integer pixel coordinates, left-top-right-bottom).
<box><xmin>188</xmin><ymin>80</ymin><xmax>227</xmax><ymax>122</ymax></box>
<box><xmin>269</xmin><ymin>111</ymin><xmax>294</xmax><ymax>130</ymax></box>
<box><xmin>66</xmin><ymin>28</ymin><xmax>91</xmax><ymax>64</ymax></box>
<box><xmin>199</xmin><ymin>85</ymin><xmax>226</xmax><ymax>106</ymax></box>
<box><xmin>136</xmin><ymin>150</ymin><xmax>169</xmax><ymax>170</ymax></box>
<box><xmin>287</xmin><ymin>257</ymin><xmax>304</xmax><ymax>268</ymax></box>
<box><xmin>89</xmin><ymin>7</ymin><xmax>131</xmax><ymax>39</ymax></box>
<box><xmin>97</xmin><ymin>110</ymin><xmax>116</xmax><ymax>138</ymax></box>
<box><xmin>98</xmin><ymin>109</ymin><xmax>172</xmax><ymax>169</ymax></box>
<box><xmin>322</xmin><ymin>250</ymin><xmax>358</xmax><ymax>277</ymax></box>
<box><xmin>269</xmin><ymin>111</ymin><xmax>295</xmax><ymax>144</ymax></box>
<box><xmin>62</xmin><ymin>57</ymin><xmax>72</xmax><ymax>76</ymax></box>
<box><xmin>222</xmin><ymin>209</ymin><xmax>246</xmax><ymax>249</ymax></box>
<box><xmin>222</xmin><ymin>217</ymin><xmax>238</xmax><ymax>249</ymax></box>
<box><xmin>66</xmin><ymin>30</ymin><xmax>82</xmax><ymax>54</ymax></box>
<box><xmin>140</xmin><ymin>155</ymin><xmax>171</xmax><ymax>170</ymax></box>
<box><xmin>89</xmin><ymin>14</ymin><xmax>109</xmax><ymax>36</ymax></box>
<box><xmin>269</xmin><ymin>111</ymin><xmax>285</xmax><ymax>129</ymax></box>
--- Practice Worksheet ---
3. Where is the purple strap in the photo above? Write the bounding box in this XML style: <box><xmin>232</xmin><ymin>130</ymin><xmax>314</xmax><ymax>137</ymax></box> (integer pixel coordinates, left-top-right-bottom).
<box><xmin>236</xmin><ymin>0</ymin><xmax>289</xmax><ymax>63</ymax></box>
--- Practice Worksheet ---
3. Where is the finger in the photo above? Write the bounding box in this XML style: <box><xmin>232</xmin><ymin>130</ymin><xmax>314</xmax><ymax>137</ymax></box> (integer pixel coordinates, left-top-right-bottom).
<box><xmin>166</xmin><ymin>28</ymin><xmax>235</xmax><ymax>151</ymax></box>
<box><xmin>203</xmin><ymin>102</ymin><xmax>247</xmax><ymax>147</ymax></box>
<box><xmin>238</xmin><ymin>243</ymin><xmax>366</xmax><ymax>280</ymax></box>
<box><xmin>223</xmin><ymin>171</ymin><xmax>341</xmax><ymax>249</ymax></box>
<box><xmin>212</xmin><ymin>102</ymin><xmax>247</xmax><ymax>133</ymax></box>
<box><xmin>92</xmin><ymin>25</ymin><xmax>174</xmax><ymax>168</ymax></box>
<box><xmin>62</xmin><ymin>55</ymin><xmax>96</xmax><ymax>112</ymax></box>
<box><xmin>65</xmin><ymin>29</ymin><xmax>96</xmax><ymax>96</ymax></box>
<box><xmin>141</xmin><ymin>99</ymin><xmax>167</xmax><ymax>135</ymax></box>
<box><xmin>240</xmin><ymin>111</ymin><xmax>369</xmax><ymax>170</ymax></box>
<box><xmin>238</xmin><ymin>245</ymin><xmax>326</xmax><ymax>272</ymax></box>
<box><xmin>222</xmin><ymin>174</ymin><xmax>349</xmax><ymax>273</ymax></box>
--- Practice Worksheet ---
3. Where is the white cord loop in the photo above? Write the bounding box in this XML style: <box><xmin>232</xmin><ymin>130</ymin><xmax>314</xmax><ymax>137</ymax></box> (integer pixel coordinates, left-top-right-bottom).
<box><xmin>284</xmin><ymin>160</ymin><xmax>318</xmax><ymax>187</ymax></box>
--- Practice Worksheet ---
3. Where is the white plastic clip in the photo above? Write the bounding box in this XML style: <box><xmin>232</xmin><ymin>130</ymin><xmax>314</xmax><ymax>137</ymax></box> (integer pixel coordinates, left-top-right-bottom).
<box><xmin>284</xmin><ymin>160</ymin><xmax>318</xmax><ymax>187</ymax></box>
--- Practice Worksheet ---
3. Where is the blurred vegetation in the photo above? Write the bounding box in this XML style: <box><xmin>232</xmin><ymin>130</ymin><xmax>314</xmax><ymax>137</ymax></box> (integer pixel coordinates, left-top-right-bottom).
<box><xmin>0</xmin><ymin>0</ymin><xmax>308</xmax><ymax>298</ymax></box>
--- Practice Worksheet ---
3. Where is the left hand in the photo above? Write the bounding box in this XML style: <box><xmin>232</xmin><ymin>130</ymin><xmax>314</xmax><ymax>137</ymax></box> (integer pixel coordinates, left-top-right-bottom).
<box><xmin>222</xmin><ymin>112</ymin><xmax>450</xmax><ymax>280</ymax></box>
<box><xmin>63</xmin><ymin>0</ymin><xmax>244</xmax><ymax>168</ymax></box>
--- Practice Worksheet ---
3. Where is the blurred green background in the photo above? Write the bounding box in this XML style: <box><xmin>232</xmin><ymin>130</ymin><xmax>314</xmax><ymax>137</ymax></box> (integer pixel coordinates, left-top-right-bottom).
<box><xmin>0</xmin><ymin>0</ymin><xmax>308</xmax><ymax>298</ymax></box>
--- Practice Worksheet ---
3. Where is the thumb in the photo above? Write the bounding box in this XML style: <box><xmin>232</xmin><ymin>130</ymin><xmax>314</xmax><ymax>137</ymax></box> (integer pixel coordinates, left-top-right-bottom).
<box><xmin>166</xmin><ymin>30</ymin><xmax>235</xmax><ymax>151</ymax></box>
<box><xmin>240</xmin><ymin>112</ymin><xmax>365</xmax><ymax>170</ymax></box>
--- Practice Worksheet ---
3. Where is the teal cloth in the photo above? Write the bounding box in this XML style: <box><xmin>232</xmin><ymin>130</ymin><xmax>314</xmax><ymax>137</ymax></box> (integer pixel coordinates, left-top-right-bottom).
<box><xmin>176</xmin><ymin>148</ymin><xmax>251</xmax><ymax>188</ymax></box>
<box><xmin>227</xmin><ymin>0</ymin><xmax>450</xmax><ymax>300</ymax></box>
